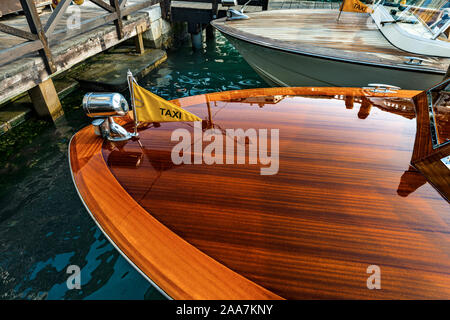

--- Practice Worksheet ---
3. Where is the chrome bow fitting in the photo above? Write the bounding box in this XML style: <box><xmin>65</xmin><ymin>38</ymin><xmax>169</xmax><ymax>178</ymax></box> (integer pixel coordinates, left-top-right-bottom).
<box><xmin>403</xmin><ymin>56</ymin><xmax>427</xmax><ymax>65</ymax></box>
<box><xmin>223</xmin><ymin>0</ymin><xmax>250</xmax><ymax>21</ymax></box>
<box><xmin>364</xmin><ymin>83</ymin><xmax>401</xmax><ymax>93</ymax></box>
<box><xmin>82</xmin><ymin>93</ymin><xmax>132</xmax><ymax>141</ymax></box>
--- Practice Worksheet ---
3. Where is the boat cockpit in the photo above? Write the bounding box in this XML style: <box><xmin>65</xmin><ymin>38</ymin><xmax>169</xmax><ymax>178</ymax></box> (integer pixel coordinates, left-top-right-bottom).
<box><xmin>372</xmin><ymin>0</ymin><xmax>450</xmax><ymax>57</ymax></box>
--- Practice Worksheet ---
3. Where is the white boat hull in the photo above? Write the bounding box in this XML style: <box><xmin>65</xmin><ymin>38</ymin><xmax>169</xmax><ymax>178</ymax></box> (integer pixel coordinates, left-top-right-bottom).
<box><xmin>224</xmin><ymin>35</ymin><xmax>444</xmax><ymax>90</ymax></box>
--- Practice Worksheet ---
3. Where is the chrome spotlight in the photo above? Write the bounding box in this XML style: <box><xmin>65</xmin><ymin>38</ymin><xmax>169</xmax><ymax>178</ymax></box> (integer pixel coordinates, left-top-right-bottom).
<box><xmin>83</xmin><ymin>93</ymin><xmax>129</xmax><ymax>117</ymax></box>
<box><xmin>82</xmin><ymin>93</ymin><xmax>132</xmax><ymax>141</ymax></box>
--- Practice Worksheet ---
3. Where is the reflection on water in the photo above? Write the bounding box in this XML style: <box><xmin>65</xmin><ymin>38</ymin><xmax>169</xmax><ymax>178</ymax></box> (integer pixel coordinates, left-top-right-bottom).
<box><xmin>228</xmin><ymin>95</ymin><xmax>286</xmax><ymax>107</ymax></box>
<box><xmin>138</xmin><ymin>33</ymin><xmax>264</xmax><ymax>99</ymax></box>
<box><xmin>0</xmin><ymin>31</ymin><xmax>264</xmax><ymax>300</ymax></box>
<box><xmin>397</xmin><ymin>166</ymin><xmax>428</xmax><ymax>197</ymax></box>
<box><xmin>333</xmin><ymin>94</ymin><xmax>416</xmax><ymax>120</ymax></box>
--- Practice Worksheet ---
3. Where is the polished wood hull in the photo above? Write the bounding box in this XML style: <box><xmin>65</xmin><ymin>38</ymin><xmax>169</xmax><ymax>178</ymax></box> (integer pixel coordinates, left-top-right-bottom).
<box><xmin>70</xmin><ymin>87</ymin><xmax>450</xmax><ymax>299</ymax></box>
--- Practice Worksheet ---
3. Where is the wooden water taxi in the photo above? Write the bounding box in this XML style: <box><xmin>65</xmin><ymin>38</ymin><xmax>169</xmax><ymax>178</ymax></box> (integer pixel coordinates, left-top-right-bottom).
<box><xmin>69</xmin><ymin>78</ymin><xmax>450</xmax><ymax>299</ymax></box>
<box><xmin>211</xmin><ymin>3</ymin><xmax>450</xmax><ymax>89</ymax></box>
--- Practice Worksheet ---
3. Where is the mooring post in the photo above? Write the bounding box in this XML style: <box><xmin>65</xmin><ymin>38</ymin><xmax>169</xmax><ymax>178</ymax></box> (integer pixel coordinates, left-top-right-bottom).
<box><xmin>207</xmin><ymin>0</ymin><xmax>218</xmax><ymax>40</ymax></box>
<box><xmin>134</xmin><ymin>23</ymin><xmax>146</xmax><ymax>55</ymax></box>
<box><xmin>191</xmin><ymin>32</ymin><xmax>202</xmax><ymax>50</ymax></box>
<box><xmin>211</xmin><ymin>0</ymin><xmax>219</xmax><ymax>19</ymax></box>
<box><xmin>188</xmin><ymin>23</ymin><xmax>202</xmax><ymax>50</ymax></box>
<box><xmin>206</xmin><ymin>25</ymin><xmax>215</xmax><ymax>40</ymax></box>
<box><xmin>28</xmin><ymin>78</ymin><xmax>64</xmax><ymax>122</ymax></box>
<box><xmin>160</xmin><ymin>0</ymin><xmax>172</xmax><ymax>20</ymax></box>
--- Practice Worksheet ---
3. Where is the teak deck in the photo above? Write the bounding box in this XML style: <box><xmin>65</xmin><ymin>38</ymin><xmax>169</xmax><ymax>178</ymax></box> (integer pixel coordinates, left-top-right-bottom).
<box><xmin>70</xmin><ymin>87</ymin><xmax>450</xmax><ymax>299</ymax></box>
<box><xmin>212</xmin><ymin>9</ymin><xmax>449</xmax><ymax>73</ymax></box>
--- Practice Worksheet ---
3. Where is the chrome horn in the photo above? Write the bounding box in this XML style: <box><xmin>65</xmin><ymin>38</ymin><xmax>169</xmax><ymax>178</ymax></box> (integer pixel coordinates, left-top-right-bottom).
<box><xmin>82</xmin><ymin>93</ymin><xmax>132</xmax><ymax>141</ymax></box>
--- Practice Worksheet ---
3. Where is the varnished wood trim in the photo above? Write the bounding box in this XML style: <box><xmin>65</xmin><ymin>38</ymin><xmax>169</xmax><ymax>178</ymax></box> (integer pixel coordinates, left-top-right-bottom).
<box><xmin>413</xmin><ymin>145</ymin><xmax>450</xmax><ymax>202</ymax></box>
<box><xmin>68</xmin><ymin>134</ymin><xmax>171</xmax><ymax>300</ymax></box>
<box><xmin>171</xmin><ymin>86</ymin><xmax>421</xmax><ymax>108</ymax></box>
<box><xmin>411</xmin><ymin>91</ymin><xmax>435</xmax><ymax>162</ymax></box>
<box><xmin>69</xmin><ymin>126</ymin><xmax>282</xmax><ymax>300</ymax></box>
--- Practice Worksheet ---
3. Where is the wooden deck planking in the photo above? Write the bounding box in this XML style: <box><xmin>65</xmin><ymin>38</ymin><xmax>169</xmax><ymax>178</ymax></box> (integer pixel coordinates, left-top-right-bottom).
<box><xmin>70</xmin><ymin>111</ymin><xmax>282</xmax><ymax>300</ymax></box>
<box><xmin>93</xmin><ymin>87</ymin><xmax>450</xmax><ymax>299</ymax></box>
<box><xmin>0</xmin><ymin>1</ymin><xmax>149</xmax><ymax>50</ymax></box>
<box><xmin>0</xmin><ymin>0</ymin><xmax>162</xmax><ymax>105</ymax></box>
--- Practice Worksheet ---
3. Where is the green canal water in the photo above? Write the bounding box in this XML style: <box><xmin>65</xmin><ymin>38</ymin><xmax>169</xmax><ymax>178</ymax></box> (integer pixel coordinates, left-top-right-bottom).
<box><xmin>0</xmin><ymin>32</ymin><xmax>265</xmax><ymax>300</ymax></box>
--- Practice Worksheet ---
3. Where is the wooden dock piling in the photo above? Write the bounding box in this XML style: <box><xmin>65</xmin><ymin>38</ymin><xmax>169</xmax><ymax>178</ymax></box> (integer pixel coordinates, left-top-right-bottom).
<box><xmin>27</xmin><ymin>78</ymin><xmax>63</xmax><ymax>121</ymax></box>
<box><xmin>135</xmin><ymin>23</ymin><xmax>146</xmax><ymax>54</ymax></box>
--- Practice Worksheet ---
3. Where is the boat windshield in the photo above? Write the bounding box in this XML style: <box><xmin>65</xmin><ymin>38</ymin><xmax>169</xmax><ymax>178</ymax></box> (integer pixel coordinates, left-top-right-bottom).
<box><xmin>382</xmin><ymin>0</ymin><xmax>450</xmax><ymax>40</ymax></box>
<box><xmin>427</xmin><ymin>78</ymin><xmax>450</xmax><ymax>148</ymax></box>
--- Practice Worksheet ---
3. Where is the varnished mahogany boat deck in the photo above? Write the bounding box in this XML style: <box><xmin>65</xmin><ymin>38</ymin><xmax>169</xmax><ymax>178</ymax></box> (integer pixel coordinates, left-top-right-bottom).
<box><xmin>212</xmin><ymin>9</ymin><xmax>449</xmax><ymax>73</ymax></box>
<box><xmin>70</xmin><ymin>87</ymin><xmax>450</xmax><ymax>299</ymax></box>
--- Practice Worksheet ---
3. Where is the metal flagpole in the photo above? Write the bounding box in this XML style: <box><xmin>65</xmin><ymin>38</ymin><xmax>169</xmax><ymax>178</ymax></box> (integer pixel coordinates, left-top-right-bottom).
<box><xmin>337</xmin><ymin>0</ymin><xmax>344</xmax><ymax>21</ymax></box>
<box><xmin>127</xmin><ymin>70</ymin><xmax>139</xmax><ymax>137</ymax></box>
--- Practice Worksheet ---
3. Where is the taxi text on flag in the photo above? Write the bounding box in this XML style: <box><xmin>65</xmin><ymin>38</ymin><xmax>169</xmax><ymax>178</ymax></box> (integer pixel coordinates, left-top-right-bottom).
<box><xmin>129</xmin><ymin>76</ymin><xmax>201</xmax><ymax>123</ymax></box>
<box><xmin>339</xmin><ymin>0</ymin><xmax>374</xmax><ymax>14</ymax></box>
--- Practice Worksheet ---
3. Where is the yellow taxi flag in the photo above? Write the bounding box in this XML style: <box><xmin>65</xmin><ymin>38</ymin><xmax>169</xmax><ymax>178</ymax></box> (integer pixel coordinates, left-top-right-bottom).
<box><xmin>339</xmin><ymin>0</ymin><xmax>373</xmax><ymax>13</ymax></box>
<box><xmin>132</xmin><ymin>82</ymin><xmax>201</xmax><ymax>123</ymax></box>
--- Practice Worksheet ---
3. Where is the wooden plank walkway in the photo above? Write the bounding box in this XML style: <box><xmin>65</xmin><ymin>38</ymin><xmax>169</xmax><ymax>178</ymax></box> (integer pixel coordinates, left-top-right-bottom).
<box><xmin>0</xmin><ymin>1</ymin><xmax>160</xmax><ymax>57</ymax></box>
<box><xmin>0</xmin><ymin>0</ymin><xmax>164</xmax><ymax>105</ymax></box>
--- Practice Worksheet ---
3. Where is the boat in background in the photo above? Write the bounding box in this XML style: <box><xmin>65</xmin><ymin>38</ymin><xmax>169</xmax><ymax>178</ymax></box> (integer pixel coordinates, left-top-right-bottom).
<box><xmin>211</xmin><ymin>1</ymin><xmax>450</xmax><ymax>89</ymax></box>
<box><xmin>69</xmin><ymin>75</ymin><xmax>450</xmax><ymax>299</ymax></box>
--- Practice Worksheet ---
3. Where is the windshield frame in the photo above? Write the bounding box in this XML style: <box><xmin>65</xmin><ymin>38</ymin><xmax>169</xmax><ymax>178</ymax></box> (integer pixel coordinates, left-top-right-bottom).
<box><xmin>427</xmin><ymin>77</ymin><xmax>450</xmax><ymax>149</ymax></box>
<box><xmin>370</xmin><ymin>3</ymin><xmax>450</xmax><ymax>57</ymax></box>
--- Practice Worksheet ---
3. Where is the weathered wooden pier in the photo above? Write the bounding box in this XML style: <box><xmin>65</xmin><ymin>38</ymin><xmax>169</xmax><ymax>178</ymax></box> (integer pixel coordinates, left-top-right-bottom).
<box><xmin>0</xmin><ymin>0</ymin><xmax>174</xmax><ymax>124</ymax></box>
<box><xmin>0</xmin><ymin>0</ymin><xmax>338</xmax><ymax>132</ymax></box>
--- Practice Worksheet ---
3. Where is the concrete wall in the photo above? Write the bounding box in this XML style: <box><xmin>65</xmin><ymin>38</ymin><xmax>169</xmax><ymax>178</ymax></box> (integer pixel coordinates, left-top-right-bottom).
<box><xmin>139</xmin><ymin>6</ymin><xmax>174</xmax><ymax>49</ymax></box>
